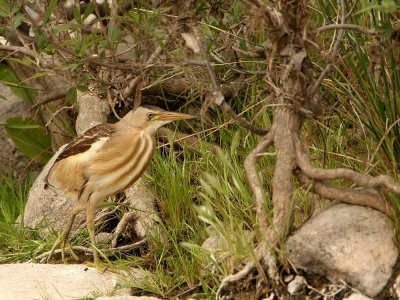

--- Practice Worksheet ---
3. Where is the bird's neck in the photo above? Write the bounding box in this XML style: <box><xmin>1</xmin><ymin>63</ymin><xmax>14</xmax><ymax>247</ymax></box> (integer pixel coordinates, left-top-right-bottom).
<box><xmin>114</xmin><ymin>121</ymin><xmax>157</xmax><ymax>138</ymax></box>
<box><xmin>115</xmin><ymin>120</ymin><xmax>161</xmax><ymax>136</ymax></box>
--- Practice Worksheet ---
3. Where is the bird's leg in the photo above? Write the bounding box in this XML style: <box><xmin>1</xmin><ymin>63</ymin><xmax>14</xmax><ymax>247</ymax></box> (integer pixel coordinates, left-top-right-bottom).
<box><xmin>47</xmin><ymin>211</ymin><xmax>78</xmax><ymax>263</ymax></box>
<box><xmin>87</xmin><ymin>201</ymin><xmax>100</xmax><ymax>264</ymax></box>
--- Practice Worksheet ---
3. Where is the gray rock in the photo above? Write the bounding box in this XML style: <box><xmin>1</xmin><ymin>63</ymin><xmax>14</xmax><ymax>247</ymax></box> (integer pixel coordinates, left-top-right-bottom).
<box><xmin>0</xmin><ymin>263</ymin><xmax>133</xmax><ymax>300</ymax></box>
<box><xmin>283</xmin><ymin>274</ymin><xmax>294</xmax><ymax>283</ymax></box>
<box><xmin>23</xmin><ymin>144</ymin><xmax>87</xmax><ymax>234</ymax></box>
<box><xmin>286</xmin><ymin>203</ymin><xmax>398</xmax><ymax>297</ymax></box>
<box><xmin>287</xmin><ymin>275</ymin><xmax>306</xmax><ymax>295</ymax></box>
<box><xmin>75</xmin><ymin>91</ymin><xmax>109</xmax><ymax>136</ymax></box>
<box><xmin>201</xmin><ymin>235</ymin><xmax>226</xmax><ymax>252</ymax></box>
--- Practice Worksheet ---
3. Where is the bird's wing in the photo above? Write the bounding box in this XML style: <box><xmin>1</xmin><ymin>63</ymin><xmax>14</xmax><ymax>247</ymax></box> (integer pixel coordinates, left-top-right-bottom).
<box><xmin>46</xmin><ymin>124</ymin><xmax>117</xmax><ymax>194</ymax></box>
<box><xmin>55</xmin><ymin>124</ymin><xmax>117</xmax><ymax>163</ymax></box>
<box><xmin>84</xmin><ymin>128</ymin><xmax>155</xmax><ymax>194</ymax></box>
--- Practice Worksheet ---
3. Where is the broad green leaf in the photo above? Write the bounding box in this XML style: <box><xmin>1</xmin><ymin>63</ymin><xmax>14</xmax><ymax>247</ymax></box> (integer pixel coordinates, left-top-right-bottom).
<box><xmin>82</xmin><ymin>2</ymin><xmax>96</xmax><ymax>22</ymax></box>
<box><xmin>72</xmin><ymin>4</ymin><xmax>81</xmax><ymax>24</ymax></box>
<box><xmin>0</xmin><ymin>123</ymin><xmax>41</xmax><ymax>129</ymax></box>
<box><xmin>5</xmin><ymin>57</ymin><xmax>33</xmax><ymax>67</ymax></box>
<box><xmin>356</xmin><ymin>0</ymin><xmax>398</xmax><ymax>15</ymax></box>
<box><xmin>4</xmin><ymin>117</ymin><xmax>52</xmax><ymax>164</ymax></box>
<box><xmin>12</xmin><ymin>13</ymin><xmax>24</xmax><ymax>29</ymax></box>
<box><xmin>107</xmin><ymin>25</ymin><xmax>122</xmax><ymax>48</ymax></box>
<box><xmin>76</xmin><ymin>84</ymin><xmax>89</xmax><ymax>92</ymax></box>
<box><xmin>43</xmin><ymin>0</ymin><xmax>58</xmax><ymax>24</ymax></box>
<box><xmin>0</xmin><ymin>64</ymin><xmax>34</xmax><ymax>104</ymax></box>
<box><xmin>65</xmin><ymin>87</ymin><xmax>77</xmax><ymax>103</ymax></box>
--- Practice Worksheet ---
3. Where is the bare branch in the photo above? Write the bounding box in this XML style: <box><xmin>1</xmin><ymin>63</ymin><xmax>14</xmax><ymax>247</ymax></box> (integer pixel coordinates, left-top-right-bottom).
<box><xmin>311</xmin><ymin>64</ymin><xmax>332</xmax><ymax>97</ymax></box>
<box><xmin>311</xmin><ymin>0</ymin><xmax>345</xmax><ymax>96</ymax></box>
<box><xmin>0</xmin><ymin>44</ymin><xmax>37</xmax><ymax>59</ymax></box>
<box><xmin>221</xmin><ymin>102</ymin><xmax>270</xmax><ymax>135</ymax></box>
<box><xmin>293</xmin><ymin>134</ymin><xmax>400</xmax><ymax>193</ymax></box>
<box><xmin>31</xmin><ymin>90</ymin><xmax>68</xmax><ymax>110</ymax></box>
<box><xmin>121</xmin><ymin>46</ymin><xmax>163</xmax><ymax>101</ymax></box>
<box><xmin>192</xmin><ymin>28</ymin><xmax>269</xmax><ymax>135</ymax></box>
<box><xmin>157</xmin><ymin>127</ymin><xmax>222</xmax><ymax>153</ymax></box>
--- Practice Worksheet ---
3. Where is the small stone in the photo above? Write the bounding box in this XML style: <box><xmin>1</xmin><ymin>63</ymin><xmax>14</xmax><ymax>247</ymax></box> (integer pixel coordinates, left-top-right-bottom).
<box><xmin>95</xmin><ymin>232</ymin><xmax>113</xmax><ymax>244</ymax></box>
<box><xmin>287</xmin><ymin>275</ymin><xmax>306</xmax><ymax>295</ymax></box>
<box><xmin>284</xmin><ymin>274</ymin><xmax>294</xmax><ymax>283</ymax></box>
<box><xmin>392</xmin><ymin>274</ymin><xmax>400</xmax><ymax>298</ymax></box>
<box><xmin>96</xmin><ymin>297</ymin><xmax>160</xmax><ymax>300</ymax></box>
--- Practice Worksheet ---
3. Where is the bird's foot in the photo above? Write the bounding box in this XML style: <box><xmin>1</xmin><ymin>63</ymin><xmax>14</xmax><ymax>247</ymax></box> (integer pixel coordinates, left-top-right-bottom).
<box><xmin>47</xmin><ymin>235</ymin><xmax>81</xmax><ymax>264</ymax></box>
<box><xmin>47</xmin><ymin>234</ymin><xmax>65</xmax><ymax>263</ymax></box>
<box><xmin>64</xmin><ymin>240</ymin><xmax>80</xmax><ymax>263</ymax></box>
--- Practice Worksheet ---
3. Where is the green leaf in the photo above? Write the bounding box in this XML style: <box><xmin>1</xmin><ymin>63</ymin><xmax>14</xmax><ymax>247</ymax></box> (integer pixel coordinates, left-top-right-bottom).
<box><xmin>4</xmin><ymin>117</ymin><xmax>52</xmax><ymax>164</ymax></box>
<box><xmin>5</xmin><ymin>57</ymin><xmax>33</xmax><ymax>67</ymax></box>
<box><xmin>0</xmin><ymin>123</ymin><xmax>41</xmax><ymax>129</ymax></box>
<box><xmin>65</xmin><ymin>87</ymin><xmax>77</xmax><ymax>103</ymax></box>
<box><xmin>34</xmin><ymin>32</ymin><xmax>49</xmax><ymax>51</ymax></box>
<box><xmin>0</xmin><ymin>0</ymin><xmax>9</xmax><ymax>17</ymax></box>
<box><xmin>76</xmin><ymin>85</ymin><xmax>89</xmax><ymax>92</ymax></box>
<box><xmin>0</xmin><ymin>94</ymin><xmax>6</xmax><ymax>101</ymax></box>
<box><xmin>43</xmin><ymin>0</ymin><xmax>58</xmax><ymax>24</ymax></box>
<box><xmin>356</xmin><ymin>0</ymin><xmax>398</xmax><ymax>15</ymax></box>
<box><xmin>0</xmin><ymin>64</ymin><xmax>34</xmax><ymax>104</ymax></box>
<box><xmin>82</xmin><ymin>2</ymin><xmax>96</xmax><ymax>22</ymax></box>
<box><xmin>72</xmin><ymin>4</ymin><xmax>81</xmax><ymax>24</ymax></box>
<box><xmin>12</xmin><ymin>13</ymin><xmax>24</xmax><ymax>29</ymax></box>
<box><xmin>107</xmin><ymin>25</ymin><xmax>122</xmax><ymax>48</ymax></box>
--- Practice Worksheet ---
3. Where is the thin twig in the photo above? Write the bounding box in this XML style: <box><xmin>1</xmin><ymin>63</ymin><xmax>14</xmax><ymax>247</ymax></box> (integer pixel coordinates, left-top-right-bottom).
<box><xmin>221</xmin><ymin>102</ymin><xmax>270</xmax><ymax>135</ymax></box>
<box><xmin>106</xmin><ymin>88</ymin><xmax>121</xmax><ymax>120</ymax></box>
<box><xmin>122</xmin><ymin>46</ymin><xmax>162</xmax><ymax>101</ymax></box>
<box><xmin>34</xmin><ymin>239</ymin><xmax>146</xmax><ymax>263</ymax></box>
<box><xmin>314</xmin><ymin>24</ymin><xmax>378</xmax><ymax>36</ymax></box>
<box><xmin>193</xmin><ymin>28</ymin><xmax>269</xmax><ymax>135</ymax></box>
<box><xmin>45</xmin><ymin>105</ymin><xmax>74</xmax><ymax>128</ymax></box>
<box><xmin>311</xmin><ymin>0</ymin><xmax>346</xmax><ymax>96</ymax></box>
<box><xmin>0</xmin><ymin>44</ymin><xmax>36</xmax><ymax>59</ymax></box>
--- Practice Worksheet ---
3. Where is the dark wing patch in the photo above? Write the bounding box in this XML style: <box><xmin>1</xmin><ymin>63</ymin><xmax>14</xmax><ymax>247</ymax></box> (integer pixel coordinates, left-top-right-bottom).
<box><xmin>55</xmin><ymin>124</ymin><xmax>117</xmax><ymax>163</ymax></box>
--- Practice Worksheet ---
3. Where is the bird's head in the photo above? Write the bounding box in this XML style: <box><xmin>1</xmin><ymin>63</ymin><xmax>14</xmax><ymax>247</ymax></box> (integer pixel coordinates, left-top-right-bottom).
<box><xmin>120</xmin><ymin>106</ymin><xmax>195</xmax><ymax>134</ymax></box>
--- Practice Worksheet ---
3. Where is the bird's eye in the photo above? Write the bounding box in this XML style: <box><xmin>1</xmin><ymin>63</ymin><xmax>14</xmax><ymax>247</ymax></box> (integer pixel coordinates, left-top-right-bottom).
<box><xmin>147</xmin><ymin>112</ymin><xmax>154</xmax><ymax>119</ymax></box>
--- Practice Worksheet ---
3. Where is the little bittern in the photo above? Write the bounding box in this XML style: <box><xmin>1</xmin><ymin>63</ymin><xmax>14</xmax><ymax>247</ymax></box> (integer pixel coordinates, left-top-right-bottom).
<box><xmin>45</xmin><ymin>106</ymin><xmax>194</xmax><ymax>263</ymax></box>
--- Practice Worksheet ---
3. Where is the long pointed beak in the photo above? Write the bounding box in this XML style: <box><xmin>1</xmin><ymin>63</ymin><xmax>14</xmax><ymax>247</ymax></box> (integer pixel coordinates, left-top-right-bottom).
<box><xmin>156</xmin><ymin>112</ymin><xmax>196</xmax><ymax>121</ymax></box>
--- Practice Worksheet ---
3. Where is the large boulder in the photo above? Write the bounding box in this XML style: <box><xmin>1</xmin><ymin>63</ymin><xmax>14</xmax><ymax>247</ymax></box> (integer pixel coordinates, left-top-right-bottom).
<box><xmin>286</xmin><ymin>203</ymin><xmax>398</xmax><ymax>297</ymax></box>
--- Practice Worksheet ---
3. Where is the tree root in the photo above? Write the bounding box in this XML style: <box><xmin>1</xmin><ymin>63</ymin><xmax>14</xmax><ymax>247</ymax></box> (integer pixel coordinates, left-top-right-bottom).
<box><xmin>296</xmin><ymin>170</ymin><xmax>393</xmax><ymax>215</ymax></box>
<box><xmin>293</xmin><ymin>135</ymin><xmax>400</xmax><ymax>193</ymax></box>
